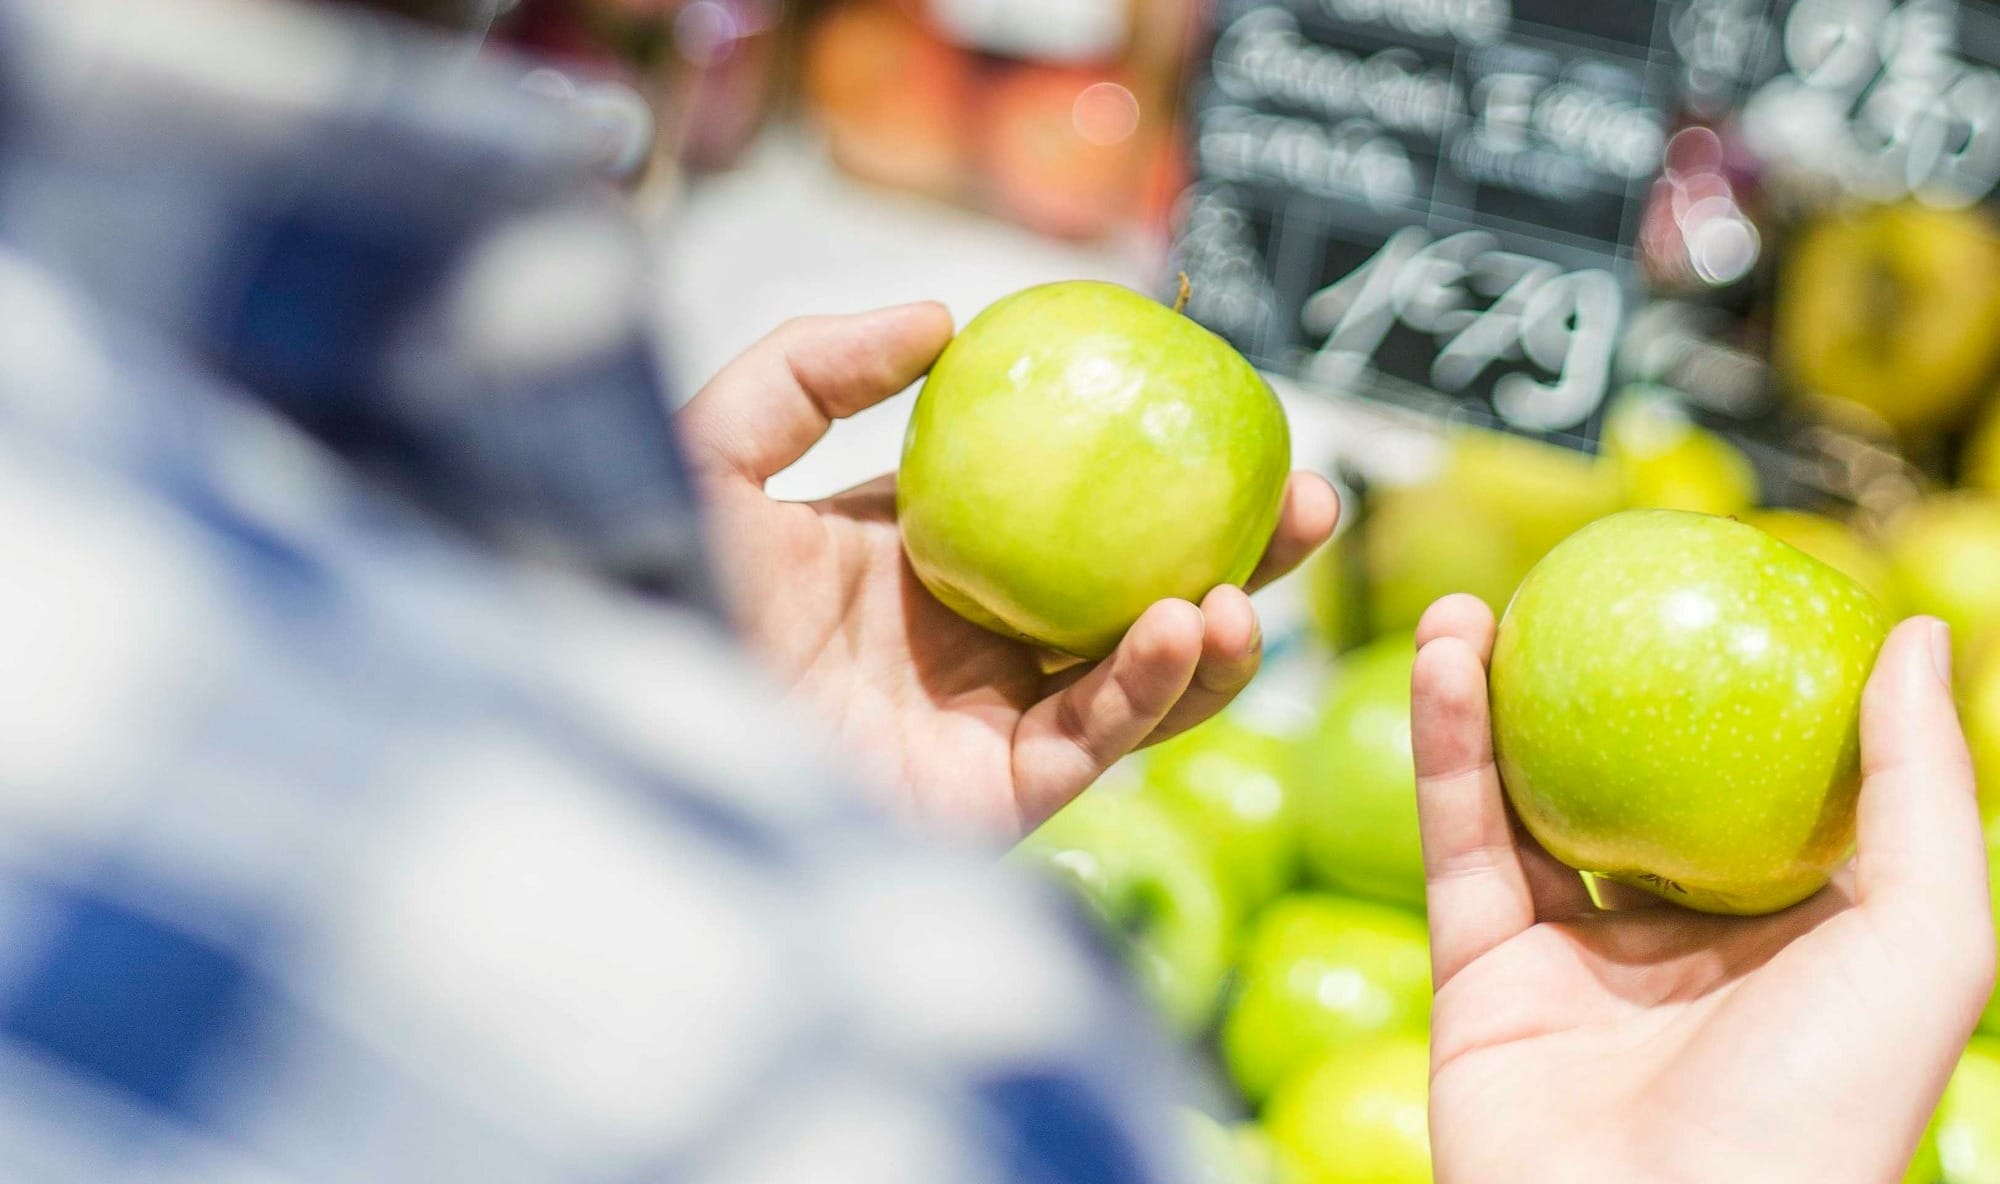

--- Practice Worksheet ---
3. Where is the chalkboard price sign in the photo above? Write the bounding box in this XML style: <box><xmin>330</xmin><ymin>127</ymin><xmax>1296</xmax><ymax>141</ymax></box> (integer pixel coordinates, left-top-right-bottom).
<box><xmin>1175</xmin><ymin>0</ymin><xmax>1679</xmax><ymax>448</ymax></box>
<box><xmin>1738</xmin><ymin>0</ymin><xmax>2000</xmax><ymax>208</ymax></box>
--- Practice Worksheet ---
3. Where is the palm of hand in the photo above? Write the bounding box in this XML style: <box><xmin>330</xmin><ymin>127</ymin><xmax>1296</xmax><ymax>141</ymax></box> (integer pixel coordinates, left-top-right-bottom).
<box><xmin>1411</xmin><ymin>595</ymin><xmax>1993</xmax><ymax>1184</ymax></box>
<box><xmin>718</xmin><ymin>475</ymin><xmax>1057</xmax><ymax>834</ymax></box>
<box><xmin>1433</xmin><ymin>886</ymin><xmax>1910</xmax><ymax>1182</ymax></box>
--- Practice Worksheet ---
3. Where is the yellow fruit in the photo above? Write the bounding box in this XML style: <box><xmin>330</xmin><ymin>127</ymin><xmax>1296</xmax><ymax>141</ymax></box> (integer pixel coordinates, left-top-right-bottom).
<box><xmin>1304</xmin><ymin>479</ymin><xmax>1526</xmax><ymax>650</ymax></box>
<box><xmin>1603</xmin><ymin>389</ymin><xmax>1759</xmax><ymax>517</ymax></box>
<box><xmin>1777</xmin><ymin>201</ymin><xmax>2000</xmax><ymax>437</ymax></box>
<box><xmin>1962</xmin><ymin>651</ymin><xmax>2000</xmax><ymax>833</ymax></box>
<box><xmin>1443</xmin><ymin>428</ymin><xmax>1627</xmax><ymax>562</ymax></box>
<box><xmin>1885</xmin><ymin>494</ymin><xmax>2000</xmax><ymax>668</ymax></box>
<box><xmin>1966</xmin><ymin>397</ymin><xmax>2000</xmax><ymax>493</ymax></box>
<box><xmin>1743</xmin><ymin>509</ymin><xmax>1894</xmax><ymax>607</ymax></box>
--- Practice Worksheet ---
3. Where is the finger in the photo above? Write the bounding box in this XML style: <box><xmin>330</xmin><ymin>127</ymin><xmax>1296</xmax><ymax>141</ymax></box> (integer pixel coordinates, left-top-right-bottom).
<box><xmin>677</xmin><ymin>302</ymin><xmax>955</xmax><ymax>486</ymax></box>
<box><xmin>1855</xmin><ymin>617</ymin><xmax>1997</xmax><ymax>998</ymax></box>
<box><xmin>1415</xmin><ymin>592</ymin><xmax>1499</xmax><ymax>658</ymax></box>
<box><xmin>1246</xmin><ymin>472</ymin><xmax>1340</xmax><ymax>592</ymax></box>
<box><xmin>1013</xmin><ymin>599</ymin><xmax>1205</xmax><ymax>832</ymax></box>
<box><xmin>1140</xmin><ymin>584</ymin><xmax>1263</xmax><ymax>745</ymax></box>
<box><xmin>1418</xmin><ymin>592</ymin><xmax>1599</xmax><ymax>913</ymax></box>
<box><xmin>1411</xmin><ymin>598</ymin><xmax>1588</xmax><ymax>989</ymax></box>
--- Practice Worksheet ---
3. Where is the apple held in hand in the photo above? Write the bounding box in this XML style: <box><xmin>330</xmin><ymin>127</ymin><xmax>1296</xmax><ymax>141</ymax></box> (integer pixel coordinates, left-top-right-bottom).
<box><xmin>1490</xmin><ymin>510</ymin><xmax>1891</xmax><ymax>915</ymax></box>
<box><xmin>1295</xmin><ymin>637</ymin><xmax>1426</xmax><ymax>909</ymax></box>
<box><xmin>898</xmin><ymin>281</ymin><xmax>1290</xmax><ymax>659</ymax></box>
<box><xmin>1221</xmin><ymin>894</ymin><xmax>1432</xmax><ymax>1104</ymax></box>
<box><xmin>1263</xmin><ymin>1035</ymin><xmax>1432</xmax><ymax>1184</ymax></box>
<box><xmin>1014</xmin><ymin>786</ymin><xmax>1233</xmax><ymax>1034</ymax></box>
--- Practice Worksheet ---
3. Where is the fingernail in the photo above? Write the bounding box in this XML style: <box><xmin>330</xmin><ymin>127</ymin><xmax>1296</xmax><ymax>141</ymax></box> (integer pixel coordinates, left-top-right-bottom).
<box><xmin>1930</xmin><ymin>619</ymin><xmax>1953</xmax><ymax>689</ymax></box>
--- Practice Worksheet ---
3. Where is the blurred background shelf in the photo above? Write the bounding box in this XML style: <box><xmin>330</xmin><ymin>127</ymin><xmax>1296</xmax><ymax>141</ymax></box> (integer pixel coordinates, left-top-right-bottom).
<box><xmin>654</xmin><ymin>128</ymin><xmax>1151</xmax><ymax>501</ymax></box>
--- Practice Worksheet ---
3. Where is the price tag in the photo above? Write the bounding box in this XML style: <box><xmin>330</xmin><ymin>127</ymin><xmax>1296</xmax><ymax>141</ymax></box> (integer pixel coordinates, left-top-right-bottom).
<box><xmin>1299</xmin><ymin>226</ymin><xmax>1623</xmax><ymax>433</ymax></box>
<box><xmin>1176</xmin><ymin>0</ymin><xmax>1679</xmax><ymax>449</ymax></box>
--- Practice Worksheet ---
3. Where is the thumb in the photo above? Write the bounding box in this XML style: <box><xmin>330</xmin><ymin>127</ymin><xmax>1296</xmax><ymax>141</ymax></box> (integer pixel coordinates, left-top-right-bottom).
<box><xmin>1855</xmin><ymin>617</ymin><xmax>1995</xmax><ymax>1008</ymax></box>
<box><xmin>677</xmin><ymin>303</ymin><xmax>954</xmax><ymax>487</ymax></box>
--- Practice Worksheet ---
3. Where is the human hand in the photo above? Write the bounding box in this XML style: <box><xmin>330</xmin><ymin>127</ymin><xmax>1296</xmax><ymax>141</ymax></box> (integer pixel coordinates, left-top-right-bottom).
<box><xmin>1411</xmin><ymin>595</ymin><xmax>1995</xmax><ymax>1184</ymax></box>
<box><xmin>676</xmin><ymin>302</ymin><xmax>1338</xmax><ymax>838</ymax></box>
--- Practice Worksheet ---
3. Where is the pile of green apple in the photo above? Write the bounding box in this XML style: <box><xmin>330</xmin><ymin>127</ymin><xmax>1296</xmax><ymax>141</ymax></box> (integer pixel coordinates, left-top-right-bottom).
<box><xmin>901</xmin><ymin>277</ymin><xmax>2000</xmax><ymax>1181</ymax></box>
<box><xmin>1015</xmin><ymin>471</ymin><xmax>2000</xmax><ymax>1183</ymax></box>
<box><xmin>1016</xmin><ymin>687</ymin><xmax>1436</xmax><ymax>1184</ymax></box>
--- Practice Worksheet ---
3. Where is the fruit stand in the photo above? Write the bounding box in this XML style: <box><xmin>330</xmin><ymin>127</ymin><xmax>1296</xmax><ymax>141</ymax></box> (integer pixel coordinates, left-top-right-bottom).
<box><xmin>612</xmin><ymin>0</ymin><xmax>2000</xmax><ymax>1178</ymax></box>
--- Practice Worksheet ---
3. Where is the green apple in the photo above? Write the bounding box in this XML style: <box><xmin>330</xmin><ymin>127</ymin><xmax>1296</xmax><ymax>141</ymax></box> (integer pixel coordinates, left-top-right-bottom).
<box><xmin>1965</xmin><ymin>396</ymin><xmax>2000</xmax><ymax>494</ymax></box>
<box><xmin>1221</xmin><ymin>893</ymin><xmax>1432</xmax><ymax>1103</ymax></box>
<box><xmin>1887</xmin><ymin>494</ymin><xmax>2000</xmax><ymax>670</ymax></box>
<box><xmin>1309</xmin><ymin>429</ymin><xmax>1623</xmax><ymax>652</ymax></box>
<box><xmin>1940</xmin><ymin>1037</ymin><xmax>2000</xmax><ymax>1184</ymax></box>
<box><xmin>1015</xmin><ymin>787</ymin><xmax>1232</xmax><ymax>1035</ymax></box>
<box><xmin>1177</xmin><ymin>1107</ymin><xmax>1297</xmax><ymax>1184</ymax></box>
<box><xmin>1263</xmin><ymin>1035</ymin><xmax>1432</xmax><ymax>1184</ymax></box>
<box><xmin>1304</xmin><ymin>529</ymin><xmax>1368</xmax><ymax>654</ymax></box>
<box><xmin>1140</xmin><ymin>711</ymin><xmax>1299</xmax><ymax>912</ymax></box>
<box><xmin>1744</xmin><ymin>508</ymin><xmax>1895</xmax><ymax>607</ymax></box>
<box><xmin>1490</xmin><ymin>510</ymin><xmax>1891</xmax><ymax>915</ymax></box>
<box><xmin>1603</xmin><ymin>388</ymin><xmax>1759</xmax><ymax>517</ymax></box>
<box><xmin>1302</xmin><ymin>484</ymin><xmax>1521</xmax><ymax>652</ymax></box>
<box><xmin>898</xmin><ymin>280</ymin><xmax>1291</xmax><ymax>659</ymax></box>
<box><xmin>1442</xmin><ymin>428</ymin><xmax>1627</xmax><ymax>563</ymax></box>
<box><xmin>1776</xmin><ymin>201</ymin><xmax>2000</xmax><ymax>438</ymax></box>
<box><xmin>1984</xmin><ymin>827</ymin><xmax>2000</xmax><ymax>1036</ymax></box>
<box><xmin>1295</xmin><ymin>636</ymin><xmax>1426</xmax><ymax>909</ymax></box>
<box><xmin>1913</xmin><ymin>1115</ymin><xmax>1946</xmax><ymax>1184</ymax></box>
<box><xmin>1962</xmin><ymin>655</ymin><xmax>2000</xmax><ymax>834</ymax></box>
<box><xmin>1358</xmin><ymin>482</ymin><xmax>1525</xmax><ymax>637</ymax></box>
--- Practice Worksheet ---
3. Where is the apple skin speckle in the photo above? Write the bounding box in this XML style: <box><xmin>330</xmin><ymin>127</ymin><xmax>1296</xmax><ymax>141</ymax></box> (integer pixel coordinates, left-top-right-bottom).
<box><xmin>1488</xmin><ymin>509</ymin><xmax>1891</xmax><ymax>916</ymax></box>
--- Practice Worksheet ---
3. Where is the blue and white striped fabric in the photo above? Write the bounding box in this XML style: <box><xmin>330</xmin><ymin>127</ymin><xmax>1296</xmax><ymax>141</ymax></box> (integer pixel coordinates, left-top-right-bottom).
<box><xmin>0</xmin><ymin>1</ymin><xmax>1196</xmax><ymax>1180</ymax></box>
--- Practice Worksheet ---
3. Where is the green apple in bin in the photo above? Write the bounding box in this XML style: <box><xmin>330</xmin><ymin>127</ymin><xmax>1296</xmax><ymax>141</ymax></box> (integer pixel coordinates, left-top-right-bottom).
<box><xmin>1490</xmin><ymin>510</ymin><xmax>1890</xmax><ymax>915</ymax></box>
<box><xmin>1441</xmin><ymin>428</ymin><xmax>1626</xmax><ymax>563</ymax></box>
<box><xmin>1963</xmin><ymin>657</ymin><xmax>2000</xmax><ymax>833</ymax></box>
<box><xmin>1263</xmin><ymin>1035</ymin><xmax>1432</xmax><ymax>1184</ymax></box>
<box><xmin>1984</xmin><ymin>827</ymin><xmax>2000</xmax><ymax>1037</ymax></box>
<box><xmin>1221</xmin><ymin>893</ymin><xmax>1431</xmax><ymax>1104</ymax></box>
<box><xmin>1886</xmin><ymin>494</ymin><xmax>2000</xmax><ymax>671</ymax></box>
<box><xmin>1602</xmin><ymin>387</ymin><xmax>1759</xmax><ymax>518</ymax></box>
<box><xmin>1355</xmin><ymin>482</ymin><xmax>1524</xmax><ymax>639</ymax></box>
<box><xmin>1939</xmin><ymin>1038</ymin><xmax>2000</xmax><ymax>1184</ymax></box>
<box><xmin>1139</xmin><ymin>711</ymin><xmax>1299</xmax><ymax>913</ymax></box>
<box><xmin>898</xmin><ymin>280</ymin><xmax>1290</xmax><ymax>660</ymax></box>
<box><xmin>1014</xmin><ymin>786</ymin><xmax>1232</xmax><ymax>1035</ymax></box>
<box><xmin>1911</xmin><ymin>1118</ymin><xmax>1946</xmax><ymax>1184</ymax></box>
<box><xmin>1295</xmin><ymin>636</ymin><xmax>1426</xmax><ymax>909</ymax></box>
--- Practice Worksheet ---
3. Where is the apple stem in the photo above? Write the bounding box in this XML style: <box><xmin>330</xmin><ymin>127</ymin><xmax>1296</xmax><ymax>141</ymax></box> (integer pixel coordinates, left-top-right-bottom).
<box><xmin>1173</xmin><ymin>271</ymin><xmax>1191</xmax><ymax>315</ymax></box>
